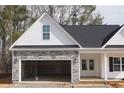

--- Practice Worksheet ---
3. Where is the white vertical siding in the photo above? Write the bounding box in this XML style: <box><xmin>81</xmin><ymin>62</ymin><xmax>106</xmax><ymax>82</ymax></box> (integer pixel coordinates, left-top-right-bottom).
<box><xmin>80</xmin><ymin>53</ymin><xmax>101</xmax><ymax>77</ymax></box>
<box><xmin>14</xmin><ymin>14</ymin><xmax>76</xmax><ymax>46</ymax></box>
<box><xmin>107</xmin><ymin>53</ymin><xmax>124</xmax><ymax>79</ymax></box>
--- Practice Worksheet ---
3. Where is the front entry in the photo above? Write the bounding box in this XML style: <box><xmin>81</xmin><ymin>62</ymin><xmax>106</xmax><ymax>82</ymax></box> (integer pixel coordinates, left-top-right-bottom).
<box><xmin>81</xmin><ymin>59</ymin><xmax>97</xmax><ymax>76</ymax></box>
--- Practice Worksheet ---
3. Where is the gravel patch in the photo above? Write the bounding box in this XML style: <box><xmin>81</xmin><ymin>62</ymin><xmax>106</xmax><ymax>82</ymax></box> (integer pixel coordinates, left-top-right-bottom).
<box><xmin>10</xmin><ymin>83</ymin><xmax>73</xmax><ymax>88</ymax></box>
<box><xmin>9</xmin><ymin>83</ymin><xmax>109</xmax><ymax>88</ymax></box>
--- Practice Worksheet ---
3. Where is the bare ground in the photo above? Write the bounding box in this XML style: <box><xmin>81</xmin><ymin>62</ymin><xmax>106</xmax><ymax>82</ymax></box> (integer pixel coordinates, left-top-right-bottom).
<box><xmin>0</xmin><ymin>73</ymin><xmax>12</xmax><ymax>88</ymax></box>
<box><xmin>0</xmin><ymin>74</ymin><xmax>113</xmax><ymax>88</ymax></box>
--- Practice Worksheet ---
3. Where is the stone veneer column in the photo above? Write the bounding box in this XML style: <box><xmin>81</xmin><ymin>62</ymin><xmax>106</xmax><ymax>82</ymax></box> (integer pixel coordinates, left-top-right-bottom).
<box><xmin>12</xmin><ymin>50</ymin><xmax>79</xmax><ymax>83</ymax></box>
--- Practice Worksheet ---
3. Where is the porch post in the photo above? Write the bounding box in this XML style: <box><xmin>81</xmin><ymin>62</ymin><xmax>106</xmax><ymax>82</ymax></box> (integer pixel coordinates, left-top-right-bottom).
<box><xmin>79</xmin><ymin>52</ymin><xmax>80</xmax><ymax>81</ymax></box>
<box><xmin>104</xmin><ymin>53</ymin><xmax>108</xmax><ymax>81</ymax></box>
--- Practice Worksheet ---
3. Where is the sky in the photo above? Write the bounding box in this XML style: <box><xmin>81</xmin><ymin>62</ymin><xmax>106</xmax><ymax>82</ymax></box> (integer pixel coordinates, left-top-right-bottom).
<box><xmin>96</xmin><ymin>6</ymin><xmax>124</xmax><ymax>25</ymax></box>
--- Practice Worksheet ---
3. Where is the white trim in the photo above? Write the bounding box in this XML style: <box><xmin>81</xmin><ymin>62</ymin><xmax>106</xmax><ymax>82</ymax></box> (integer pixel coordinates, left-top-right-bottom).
<box><xmin>104</xmin><ymin>53</ymin><xmax>108</xmax><ymax>81</ymax></box>
<box><xmin>10</xmin><ymin>47</ymin><xmax>124</xmax><ymax>51</ymax></box>
<box><xmin>19</xmin><ymin>58</ymin><xmax>73</xmax><ymax>83</ymax></box>
<box><xmin>101</xmin><ymin>53</ymin><xmax>103</xmax><ymax>78</ymax></box>
<box><xmin>10</xmin><ymin>48</ymin><xmax>124</xmax><ymax>54</ymax></box>
<box><xmin>79</xmin><ymin>51</ymin><xmax>80</xmax><ymax>81</ymax></box>
<box><xmin>102</xmin><ymin>25</ymin><xmax>124</xmax><ymax>48</ymax></box>
<box><xmin>19</xmin><ymin>59</ymin><xmax>21</xmax><ymax>82</ymax></box>
<box><xmin>10</xmin><ymin>48</ymin><xmax>80</xmax><ymax>51</ymax></box>
<box><xmin>71</xmin><ymin>59</ymin><xmax>73</xmax><ymax>83</ymax></box>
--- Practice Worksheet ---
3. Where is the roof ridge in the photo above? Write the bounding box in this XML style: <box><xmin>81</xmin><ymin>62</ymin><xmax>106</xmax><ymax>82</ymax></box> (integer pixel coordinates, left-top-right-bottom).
<box><xmin>61</xmin><ymin>25</ymin><xmax>120</xmax><ymax>26</ymax></box>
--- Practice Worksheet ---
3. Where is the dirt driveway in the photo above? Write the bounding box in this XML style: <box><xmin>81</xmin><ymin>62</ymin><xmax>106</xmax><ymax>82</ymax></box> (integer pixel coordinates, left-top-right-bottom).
<box><xmin>0</xmin><ymin>74</ymin><xmax>12</xmax><ymax>88</ymax></box>
<box><xmin>0</xmin><ymin>74</ymin><xmax>111</xmax><ymax>88</ymax></box>
<box><xmin>8</xmin><ymin>82</ymin><xmax>110</xmax><ymax>88</ymax></box>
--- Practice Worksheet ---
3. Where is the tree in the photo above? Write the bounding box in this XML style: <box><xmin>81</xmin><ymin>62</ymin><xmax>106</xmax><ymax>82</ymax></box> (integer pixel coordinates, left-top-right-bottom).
<box><xmin>0</xmin><ymin>8</ymin><xmax>9</xmax><ymax>72</ymax></box>
<box><xmin>0</xmin><ymin>5</ymin><xmax>28</xmax><ymax>72</ymax></box>
<box><xmin>28</xmin><ymin>5</ymin><xmax>104</xmax><ymax>25</ymax></box>
<box><xmin>78</xmin><ymin>6</ymin><xmax>103</xmax><ymax>25</ymax></box>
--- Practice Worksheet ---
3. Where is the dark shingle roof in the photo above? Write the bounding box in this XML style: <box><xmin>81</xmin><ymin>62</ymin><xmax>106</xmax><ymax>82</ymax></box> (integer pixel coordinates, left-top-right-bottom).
<box><xmin>62</xmin><ymin>25</ymin><xmax>121</xmax><ymax>48</ymax></box>
<box><xmin>105</xmin><ymin>45</ymin><xmax>124</xmax><ymax>48</ymax></box>
<box><xmin>13</xmin><ymin>45</ymin><xmax>79</xmax><ymax>48</ymax></box>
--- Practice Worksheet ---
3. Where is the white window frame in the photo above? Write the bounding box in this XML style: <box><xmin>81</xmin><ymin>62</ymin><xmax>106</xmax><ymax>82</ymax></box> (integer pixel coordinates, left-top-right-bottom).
<box><xmin>81</xmin><ymin>59</ymin><xmax>95</xmax><ymax>71</ymax></box>
<box><xmin>113</xmin><ymin>57</ymin><xmax>121</xmax><ymax>71</ymax></box>
<box><xmin>43</xmin><ymin>25</ymin><xmax>50</xmax><ymax>40</ymax></box>
<box><xmin>121</xmin><ymin>57</ymin><xmax>124</xmax><ymax>71</ymax></box>
<box><xmin>89</xmin><ymin>59</ymin><xmax>95</xmax><ymax>70</ymax></box>
<box><xmin>110</xmin><ymin>57</ymin><xmax>124</xmax><ymax>72</ymax></box>
<box><xmin>81</xmin><ymin>59</ymin><xmax>87</xmax><ymax>70</ymax></box>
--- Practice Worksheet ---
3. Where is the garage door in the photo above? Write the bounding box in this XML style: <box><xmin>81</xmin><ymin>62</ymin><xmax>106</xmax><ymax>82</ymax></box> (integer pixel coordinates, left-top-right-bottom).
<box><xmin>21</xmin><ymin>60</ymin><xmax>71</xmax><ymax>82</ymax></box>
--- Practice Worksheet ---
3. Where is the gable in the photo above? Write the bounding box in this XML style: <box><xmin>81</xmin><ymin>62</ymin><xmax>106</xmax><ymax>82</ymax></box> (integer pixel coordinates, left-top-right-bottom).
<box><xmin>104</xmin><ymin>25</ymin><xmax>124</xmax><ymax>48</ymax></box>
<box><xmin>10</xmin><ymin>13</ymin><xmax>78</xmax><ymax>49</ymax></box>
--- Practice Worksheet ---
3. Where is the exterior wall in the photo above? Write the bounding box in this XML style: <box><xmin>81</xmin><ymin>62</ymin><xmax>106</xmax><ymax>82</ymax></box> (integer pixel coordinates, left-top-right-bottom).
<box><xmin>12</xmin><ymin>50</ymin><xmax>79</xmax><ymax>83</ymax></box>
<box><xmin>106</xmin><ymin>26</ymin><xmax>124</xmax><ymax>45</ymax></box>
<box><xmin>101</xmin><ymin>52</ymin><xmax>124</xmax><ymax>79</ymax></box>
<box><xmin>106</xmin><ymin>53</ymin><xmax>124</xmax><ymax>79</ymax></box>
<box><xmin>15</xmin><ymin>14</ymin><xmax>76</xmax><ymax>46</ymax></box>
<box><xmin>80</xmin><ymin>53</ymin><xmax>101</xmax><ymax>77</ymax></box>
<box><xmin>80</xmin><ymin>52</ymin><xmax>124</xmax><ymax>79</ymax></box>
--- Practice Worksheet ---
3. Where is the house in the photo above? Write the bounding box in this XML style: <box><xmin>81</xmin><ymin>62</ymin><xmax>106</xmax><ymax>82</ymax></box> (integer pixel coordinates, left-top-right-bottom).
<box><xmin>10</xmin><ymin>13</ymin><xmax>124</xmax><ymax>83</ymax></box>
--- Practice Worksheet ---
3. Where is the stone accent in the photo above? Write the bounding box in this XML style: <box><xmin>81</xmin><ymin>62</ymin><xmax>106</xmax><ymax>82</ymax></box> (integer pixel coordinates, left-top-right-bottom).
<box><xmin>12</xmin><ymin>50</ymin><xmax>79</xmax><ymax>83</ymax></box>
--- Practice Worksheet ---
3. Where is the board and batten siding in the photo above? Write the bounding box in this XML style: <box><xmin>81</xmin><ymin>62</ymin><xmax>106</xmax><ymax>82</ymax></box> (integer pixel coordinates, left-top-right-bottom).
<box><xmin>101</xmin><ymin>53</ymin><xmax>124</xmax><ymax>79</ymax></box>
<box><xmin>80</xmin><ymin>53</ymin><xmax>101</xmax><ymax>77</ymax></box>
<box><xmin>106</xmin><ymin>53</ymin><xmax>124</xmax><ymax>79</ymax></box>
<box><xmin>14</xmin><ymin>14</ymin><xmax>76</xmax><ymax>46</ymax></box>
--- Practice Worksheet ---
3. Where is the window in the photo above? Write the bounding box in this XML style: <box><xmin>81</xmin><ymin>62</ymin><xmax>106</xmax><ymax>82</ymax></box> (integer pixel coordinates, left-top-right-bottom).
<box><xmin>82</xmin><ymin>60</ymin><xmax>87</xmax><ymax>70</ymax></box>
<box><xmin>89</xmin><ymin>59</ymin><xmax>94</xmax><ymax>70</ymax></box>
<box><xmin>109</xmin><ymin>57</ymin><xmax>124</xmax><ymax>72</ymax></box>
<box><xmin>43</xmin><ymin>25</ymin><xmax>50</xmax><ymax>40</ymax></box>
<box><xmin>113</xmin><ymin>57</ymin><xmax>120</xmax><ymax>71</ymax></box>
<box><xmin>122</xmin><ymin>58</ymin><xmax>124</xmax><ymax>71</ymax></box>
<box><xmin>82</xmin><ymin>59</ymin><xmax>95</xmax><ymax>70</ymax></box>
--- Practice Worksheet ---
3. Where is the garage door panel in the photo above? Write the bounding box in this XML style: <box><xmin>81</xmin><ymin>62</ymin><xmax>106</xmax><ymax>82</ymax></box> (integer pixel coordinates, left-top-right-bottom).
<box><xmin>38</xmin><ymin>63</ymin><xmax>56</xmax><ymax>75</ymax></box>
<box><xmin>21</xmin><ymin>60</ymin><xmax>71</xmax><ymax>82</ymax></box>
<box><xmin>37</xmin><ymin>61</ymin><xmax>71</xmax><ymax>75</ymax></box>
<box><xmin>61</xmin><ymin>63</ymin><xmax>71</xmax><ymax>75</ymax></box>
